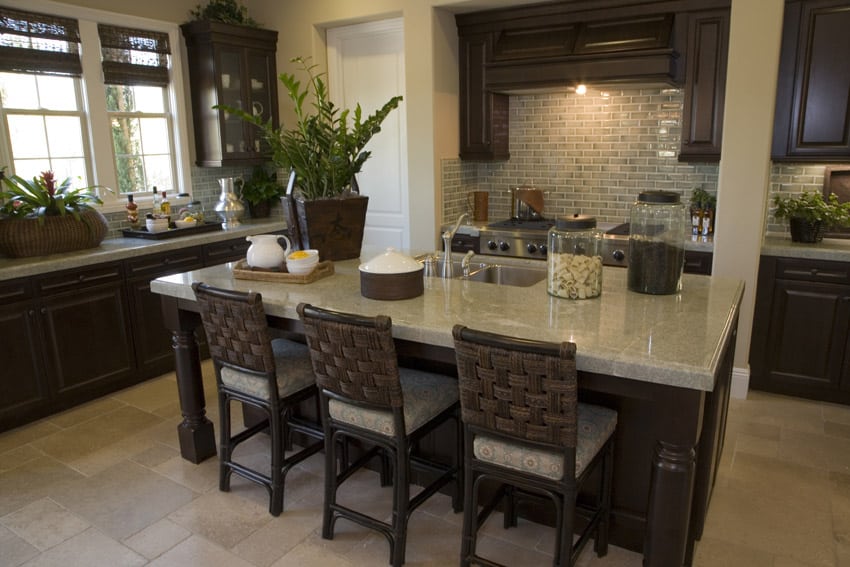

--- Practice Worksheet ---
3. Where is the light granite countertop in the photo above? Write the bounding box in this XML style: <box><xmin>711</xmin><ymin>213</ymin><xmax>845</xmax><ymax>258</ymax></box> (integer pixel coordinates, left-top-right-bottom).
<box><xmin>763</xmin><ymin>235</ymin><xmax>850</xmax><ymax>262</ymax></box>
<box><xmin>151</xmin><ymin>250</ymin><xmax>744</xmax><ymax>392</ymax></box>
<box><xmin>0</xmin><ymin>219</ymin><xmax>287</xmax><ymax>282</ymax></box>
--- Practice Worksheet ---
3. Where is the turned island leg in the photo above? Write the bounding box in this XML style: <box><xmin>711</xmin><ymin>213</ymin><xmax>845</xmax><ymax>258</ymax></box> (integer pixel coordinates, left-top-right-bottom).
<box><xmin>161</xmin><ymin>295</ymin><xmax>216</xmax><ymax>463</ymax></box>
<box><xmin>642</xmin><ymin>387</ymin><xmax>704</xmax><ymax>567</ymax></box>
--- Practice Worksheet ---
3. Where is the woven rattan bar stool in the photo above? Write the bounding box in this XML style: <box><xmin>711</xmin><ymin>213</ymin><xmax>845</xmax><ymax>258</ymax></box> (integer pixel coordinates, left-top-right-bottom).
<box><xmin>297</xmin><ymin>302</ymin><xmax>463</xmax><ymax>567</ymax></box>
<box><xmin>192</xmin><ymin>282</ymin><xmax>324</xmax><ymax>517</ymax></box>
<box><xmin>452</xmin><ymin>325</ymin><xmax>617</xmax><ymax>567</ymax></box>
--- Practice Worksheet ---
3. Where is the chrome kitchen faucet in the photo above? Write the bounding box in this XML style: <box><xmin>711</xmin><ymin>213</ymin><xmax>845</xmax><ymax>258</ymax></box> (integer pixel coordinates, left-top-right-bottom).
<box><xmin>442</xmin><ymin>213</ymin><xmax>469</xmax><ymax>279</ymax></box>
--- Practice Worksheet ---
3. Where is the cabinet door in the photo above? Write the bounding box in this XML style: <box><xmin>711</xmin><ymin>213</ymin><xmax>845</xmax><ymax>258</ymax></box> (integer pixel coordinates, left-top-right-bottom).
<box><xmin>458</xmin><ymin>32</ymin><xmax>510</xmax><ymax>161</ymax></box>
<box><xmin>37</xmin><ymin>265</ymin><xmax>134</xmax><ymax>402</ymax></box>
<box><xmin>773</xmin><ymin>0</ymin><xmax>850</xmax><ymax>161</ymax></box>
<box><xmin>679</xmin><ymin>10</ymin><xmax>728</xmax><ymax>163</ymax></box>
<box><xmin>763</xmin><ymin>278</ymin><xmax>850</xmax><ymax>394</ymax></box>
<box><xmin>0</xmin><ymin>284</ymin><xmax>49</xmax><ymax>430</ymax></box>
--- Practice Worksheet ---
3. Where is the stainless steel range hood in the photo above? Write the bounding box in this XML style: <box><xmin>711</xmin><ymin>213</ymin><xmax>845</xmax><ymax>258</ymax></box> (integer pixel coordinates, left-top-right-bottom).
<box><xmin>483</xmin><ymin>13</ymin><xmax>682</xmax><ymax>93</ymax></box>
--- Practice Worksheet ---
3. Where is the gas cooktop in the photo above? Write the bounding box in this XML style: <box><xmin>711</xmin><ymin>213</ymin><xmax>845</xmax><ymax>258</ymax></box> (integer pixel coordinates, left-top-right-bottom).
<box><xmin>471</xmin><ymin>219</ymin><xmax>630</xmax><ymax>266</ymax></box>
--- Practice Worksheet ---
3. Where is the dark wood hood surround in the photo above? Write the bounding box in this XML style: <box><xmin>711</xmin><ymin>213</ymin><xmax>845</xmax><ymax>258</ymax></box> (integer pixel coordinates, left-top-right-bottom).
<box><xmin>484</xmin><ymin>14</ymin><xmax>679</xmax><ymax>92</ymax></box>
<box><xmin>457</xmin><ymin>0</ymin><xmax>731</xmax><ymax>161</ymax></box>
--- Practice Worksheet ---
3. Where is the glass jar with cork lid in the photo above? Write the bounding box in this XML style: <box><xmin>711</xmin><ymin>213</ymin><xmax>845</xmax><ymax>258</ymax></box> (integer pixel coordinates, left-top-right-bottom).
<box><xmin>547</xmin><ymin>214</ymin><xmax>604</xmax><ymax>299</ymax></box>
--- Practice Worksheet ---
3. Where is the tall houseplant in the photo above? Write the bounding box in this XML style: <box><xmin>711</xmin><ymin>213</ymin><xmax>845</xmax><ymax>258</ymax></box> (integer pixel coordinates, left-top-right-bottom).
<box><xmin>219</xmin><ymin>56</ymin><xmax>402</xmax><ymax>260</ymax></box>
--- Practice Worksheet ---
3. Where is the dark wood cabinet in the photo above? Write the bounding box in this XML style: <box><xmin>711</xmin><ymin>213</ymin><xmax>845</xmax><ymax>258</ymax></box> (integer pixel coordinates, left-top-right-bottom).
<box><xmin>203</xmin><ymin>236</ymin><xmax>252</xmax><ymax>265</ymax></box>
<box><xmin>684</xmin><ymin>249</ymin><xmax>713</xmax><ymax>275</ymax></box>
<box><xmin>456</xmin><ymin>2</ymin><xmax>730</xmax><ymax>162</ymax></box>
<box><xmin>772</xmin><ymin>0</ymin><xmax>850</xmax><ymax>161</ymax></box>
<box><xmin>458</xmin><ymin>32</ymin><xmax>510</xmax><ymax>161</ymax></box>
<box><xmin>0</xmin><ymin>233</ymin><xmax>287</xmax><ymax>432</ymax></box>
<box><xmin>0</xmin><ymin>263</ymin><xmax>133</xmax><ymax>430</ymax></box>
<box><xmin>678</xmin><ymin>10</ymin><xmax>729</xmax><ymax>162</ymax></box>
<box><xmin>750</xmin><ymin>256</ymin><xmax>850</xmax><ymax>402</ymax></box>
<box><xmin>126</xmin><ymin>248</ymin><xmax>204</xmax><ymax>378</ymax></box>
<box><xmin>0</xmin><ymin>279</ymin><xmax>48</xmax><ymax>428</ymax></box>
<box><xmin>181</xmin><ymin>21</ymin><xmax>279</xmax><ymax>167</ymax></box>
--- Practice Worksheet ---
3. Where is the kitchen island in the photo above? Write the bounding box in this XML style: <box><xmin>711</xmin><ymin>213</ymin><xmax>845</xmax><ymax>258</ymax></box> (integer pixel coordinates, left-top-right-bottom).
<box><xmin>151</xmin><ymin>255</ymin><xmax>743</xmax><ymax>567</ymax></box>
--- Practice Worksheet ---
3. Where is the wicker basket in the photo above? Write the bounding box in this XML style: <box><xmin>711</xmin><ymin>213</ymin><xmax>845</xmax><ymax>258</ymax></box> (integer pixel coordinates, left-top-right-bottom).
<box><xmin>0</xmin><ymin>209</ymin><xmax>109</xmax><ymax>258</ymax></box>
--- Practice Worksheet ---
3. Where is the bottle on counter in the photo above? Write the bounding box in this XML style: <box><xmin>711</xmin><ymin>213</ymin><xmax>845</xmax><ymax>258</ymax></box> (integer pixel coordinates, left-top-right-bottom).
<box><xmin>151</xmin><ymin>186</ymin><xmax>162</xmax><ymax>216</ymax></box>
<box><xmin>547</xmin><ymin>214</ymin><xmax>603</xmax><ymax>300</ymax></box>
<box><xmin>160</xmin><ymin>191</ymin><xmax>171</xmax><ymax>216</ymax></box>
<box><xmin>628</xmin><ymin>190</ymin><xmax>687</xmax><ymax>295</ymax></box>
<box><xmin>126</xmin><ymin>194</ymin><xmax>139</xmax><ymax>227</ymax></box>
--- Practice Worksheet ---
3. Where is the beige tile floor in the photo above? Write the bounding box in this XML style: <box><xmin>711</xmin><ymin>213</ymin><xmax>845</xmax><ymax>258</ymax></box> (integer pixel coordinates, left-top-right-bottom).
<box><xmin>2</xmin><ymin>361</ymin><xmax>850</xmax><ymax>566</ymax></box>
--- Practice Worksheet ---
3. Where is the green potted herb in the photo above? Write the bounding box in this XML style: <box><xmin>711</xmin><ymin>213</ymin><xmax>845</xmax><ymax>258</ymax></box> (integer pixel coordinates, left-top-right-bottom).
<box><xmin>241</xmin><ymin>165</ymin><xmax>281</xmax><ymax>218</ymax></box>
<box><xmin>773</xmin><ymin>191</ymin><xmax>850</xmax><ymax>243</ymax></box>
<box><xmin>217</xmin><ymin>56</ymin><xmax>402</xmax><ymax>260</ymax></box>
<box><xmin>0</xmin><ymin>171</ymin><xmax>110</xmax><ymax>257</ymax></box>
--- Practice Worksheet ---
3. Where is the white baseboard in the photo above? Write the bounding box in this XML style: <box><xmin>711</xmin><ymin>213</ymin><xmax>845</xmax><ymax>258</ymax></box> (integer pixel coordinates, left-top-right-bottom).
<box><xmin>730</xmin><ymin>366</ymin><xmax>750</xmax><ymax>399</ymax></box>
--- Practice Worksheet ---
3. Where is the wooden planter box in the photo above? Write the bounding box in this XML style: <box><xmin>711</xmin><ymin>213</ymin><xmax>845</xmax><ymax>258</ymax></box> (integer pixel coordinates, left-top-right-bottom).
<box><xmin>281</xmin><ymin>195</ymin><xmax>368</xmax><ymax>261</ymax></box>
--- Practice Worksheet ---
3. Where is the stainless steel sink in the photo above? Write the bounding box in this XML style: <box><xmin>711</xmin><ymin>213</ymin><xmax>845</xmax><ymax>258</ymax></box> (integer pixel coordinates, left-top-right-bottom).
<box><xmin>465</xmin><ymin>265</ymin><xmax>547</xmax><ymax>287</ymax></box>
<box><xmin>416</xmin><ymin>255</ymin><xmax>546</xmax><ymax>287</ymax></box>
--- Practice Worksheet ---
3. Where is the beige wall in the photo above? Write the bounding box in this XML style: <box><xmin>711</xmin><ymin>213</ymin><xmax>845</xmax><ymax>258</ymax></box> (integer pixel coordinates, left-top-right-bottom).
<box><xmin>714</xmin><ymin>0</ymin><xmax>784</xmax><ymax>383</ymax></box>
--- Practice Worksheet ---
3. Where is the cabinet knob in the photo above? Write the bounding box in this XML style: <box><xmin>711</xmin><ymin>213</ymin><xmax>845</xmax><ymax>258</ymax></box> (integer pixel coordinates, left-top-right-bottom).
<box><xmin>811</xmin><ymin>268</ymin><xmax>819</xmax><ymax>276</ymax></box>
<box><xmin>40</xmin><ymin>307</ymin><xmax>47</xmax><ymax>315</ymax></box>
<box><xmin>28</xmin><ymin>309</ymin><xmax>35</xmax><ymax>317</ymax></box>
<box><xmin>78</xmin><ymin>274</ymin><xmax>85</xmax><ymax>282</ymax></box>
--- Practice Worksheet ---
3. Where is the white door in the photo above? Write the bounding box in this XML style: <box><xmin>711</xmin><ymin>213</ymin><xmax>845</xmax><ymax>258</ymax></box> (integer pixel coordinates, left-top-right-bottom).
<box><xmin>327</xmin><ymin>18</ymin><xmax>408</xmax><ymax>250</ymax></box>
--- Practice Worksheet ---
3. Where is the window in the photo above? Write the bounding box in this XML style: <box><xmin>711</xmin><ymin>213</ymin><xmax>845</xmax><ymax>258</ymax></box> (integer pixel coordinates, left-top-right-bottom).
<box><xmin>0</xmin><ymin>4</ymin><xmax>191</xmax><ymax>212</ymax></box>
<box><xmin>0</xmin><ymin>8</ymin><xmax>90</xmax><ymax>184</ymax></box>
<box><xmin>100</xmin><ymin>24</ymin><xmax>176</xmax><ymax>196</ymax></box>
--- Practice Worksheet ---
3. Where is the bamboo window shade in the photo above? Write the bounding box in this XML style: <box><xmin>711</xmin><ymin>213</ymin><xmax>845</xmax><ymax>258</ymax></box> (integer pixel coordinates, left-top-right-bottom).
<box><xmin>97</xmin><ymin>24</ymin><xmax>170</xmax><ymax>87</ymax></box>
<box><xmin>0</xmin><ymin>7</ymin><xmax>81</xmax><ymax>76</ymax></box>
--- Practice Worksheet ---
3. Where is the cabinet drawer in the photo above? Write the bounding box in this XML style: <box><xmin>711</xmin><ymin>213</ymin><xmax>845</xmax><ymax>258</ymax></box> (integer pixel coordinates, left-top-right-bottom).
<box><xmin>775</xmin><ymin>258</ymin><xmax>850</xmax><ymax>284</ymax></box>
<box><xmin>0</xmin><ymin>278</ymin><xmax>33</xmax><ymax>305</ymax></box>
<box><xmin>36</xmin><ymin>263</ymin><xmax>124</xmax><ymax>295</ymax></box>
<box><xmin>126</xmin><ymin>247</ymin><xmax>204</xmax><ymax>279</ymax></box>
<box><xmin>203</xmin><ymin>237</ymin><xmax>252</xmax><ymax>265</ymax></box>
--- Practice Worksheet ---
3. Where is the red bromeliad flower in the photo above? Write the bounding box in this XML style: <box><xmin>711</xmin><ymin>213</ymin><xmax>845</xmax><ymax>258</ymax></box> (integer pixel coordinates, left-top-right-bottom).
<box><xmin>41</xmin><ymin>171</ymin><xmax>55</xmax><ymax>197</ymax></box>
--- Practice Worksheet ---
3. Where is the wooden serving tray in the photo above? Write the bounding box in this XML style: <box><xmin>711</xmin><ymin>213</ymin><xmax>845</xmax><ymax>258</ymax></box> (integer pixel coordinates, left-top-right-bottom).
<box><xmin>232</xmin><ymin>259</ymin><xmax>334</xmax><ymax>284</ymax></box>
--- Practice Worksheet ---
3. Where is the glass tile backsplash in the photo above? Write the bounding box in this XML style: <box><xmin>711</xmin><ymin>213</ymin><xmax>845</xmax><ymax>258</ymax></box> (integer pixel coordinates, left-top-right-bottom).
<box><xmin>442</xmin><ymin>87</ymin><xmax>828</xmax><ymax>237</ymax></box>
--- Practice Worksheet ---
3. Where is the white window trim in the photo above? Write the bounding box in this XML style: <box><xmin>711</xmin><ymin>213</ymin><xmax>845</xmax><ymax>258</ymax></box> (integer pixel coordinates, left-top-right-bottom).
<box><xmin>0</xmin><ymin>0</ymin><xmax>193</xmax><ymax>214</ymax></box>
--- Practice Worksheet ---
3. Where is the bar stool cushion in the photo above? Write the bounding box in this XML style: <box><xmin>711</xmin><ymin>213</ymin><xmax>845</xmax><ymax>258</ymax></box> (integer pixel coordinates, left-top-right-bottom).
<box><xmin>328</xmin><ymin>367</ymin><xmax>459</xmax><ymax>436</ymax></box>
<box><xmin>473</xmin><ymin>403</ymin><xmax>618</xmax><ymax>480</ymax></box>
<box><xmin>220</xmin><ymin>339</ymin><xmax>315</xmax><ymax>400</ymax></box>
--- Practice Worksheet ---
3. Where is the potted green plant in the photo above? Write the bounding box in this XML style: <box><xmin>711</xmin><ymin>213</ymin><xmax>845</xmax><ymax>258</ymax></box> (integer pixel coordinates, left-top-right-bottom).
<box><xmin>0</xmin><ymin>170</ymin><xmax>110</xmax><ymax>257</ymax></box>
<box><xmin>241</xmin><ymin>165</ymin><xmax>281</xmax><ymax>218</ymax></box>
<box><xmin>189</xmin><ymin>0</ymin><xmax>257</xmax><ymax>26</ymax></box>
<box><xmin>773</xmin><ymin>191</ymin><xmax>850</xmax><ymax>243</ymax></box>
<box><xmin>218</xmin><ymin>56</ymin><xmax>402</xmax><ymax>260</ymax></box>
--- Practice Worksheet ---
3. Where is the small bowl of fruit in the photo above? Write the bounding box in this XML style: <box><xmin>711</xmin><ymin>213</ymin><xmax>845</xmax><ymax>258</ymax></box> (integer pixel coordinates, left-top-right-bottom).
<box><xmin>286</xmin><ymin>249</ymin><xmax>320</xmax><ymax>275</ymax></box>
<box><xmin>174</xmin><ymin>214</ymin><xmax>199</xmax><ymax>229</ymax></box>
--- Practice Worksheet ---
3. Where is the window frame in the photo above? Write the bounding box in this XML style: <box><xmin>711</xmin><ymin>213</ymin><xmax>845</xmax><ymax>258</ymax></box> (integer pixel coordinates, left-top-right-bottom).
<box><xmin>0</xmin><ymin>0</ymin><xmax>193</xmax><ymax>213</ymax></box>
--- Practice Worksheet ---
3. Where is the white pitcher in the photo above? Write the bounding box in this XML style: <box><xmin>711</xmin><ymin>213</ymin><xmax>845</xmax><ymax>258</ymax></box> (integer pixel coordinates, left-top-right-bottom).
<box><xmin>246</xmin><ymin>234</ymin><xmax>291</xmax><ymax>269</ymax></box>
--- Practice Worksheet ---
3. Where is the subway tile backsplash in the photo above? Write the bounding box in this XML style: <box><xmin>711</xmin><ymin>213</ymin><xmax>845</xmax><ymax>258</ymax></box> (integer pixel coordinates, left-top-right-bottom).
<box><xmin>443</xmin><ymin>87</ymin><xmax>719</xmax><ymax>225</ymax></box>
<box><xmin>442</xmin><ymin>87</ymin><xmax>829</xmax><ymax>238</ymax></box>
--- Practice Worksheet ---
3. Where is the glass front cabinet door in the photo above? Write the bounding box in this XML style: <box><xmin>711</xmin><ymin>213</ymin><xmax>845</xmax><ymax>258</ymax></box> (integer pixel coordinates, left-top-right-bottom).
<box><xmin>181</xmin><ymin>21</ymin><xmax>278</xmax><ymax>167</ymax></box>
